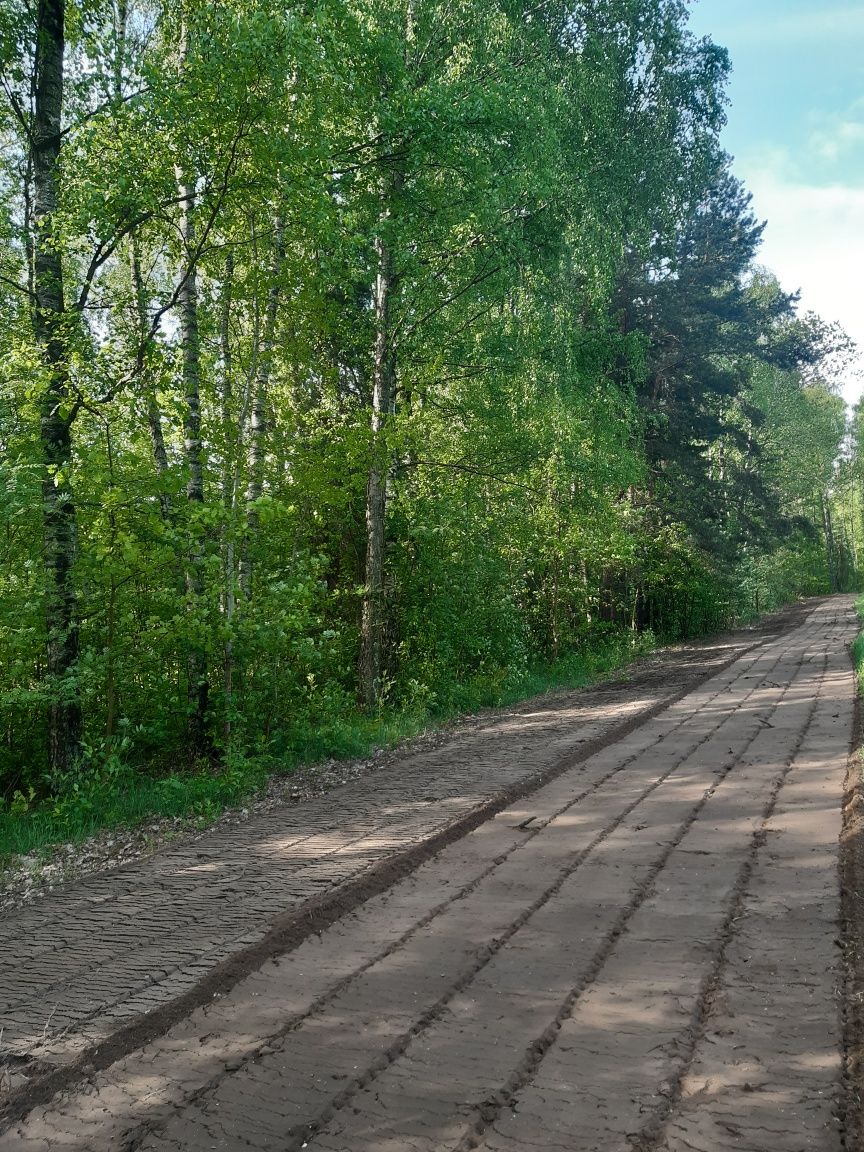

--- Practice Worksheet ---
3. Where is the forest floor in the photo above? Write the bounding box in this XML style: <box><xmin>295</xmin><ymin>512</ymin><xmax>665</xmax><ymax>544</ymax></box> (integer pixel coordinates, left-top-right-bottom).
<box><xmin>1</xmin><ymin>595</ymin><xmax>863</xmax><ymax>1151</ymax></box>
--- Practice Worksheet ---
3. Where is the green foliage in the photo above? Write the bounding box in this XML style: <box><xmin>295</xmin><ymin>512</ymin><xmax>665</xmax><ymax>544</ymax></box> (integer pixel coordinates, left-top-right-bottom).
<box><xmin>852</xmin><ymin>596</ymin><xmax>864</xmax><ymax>696</ymax></box>
<box><xmin>0</xmin><ymin>628</ymin><xmax>653</xmax><ymax>859</ymax></box>
<box><xmin>0</xmin><ymin>0</ymin><xmax>858</xmax><ymax>849</ymax></box>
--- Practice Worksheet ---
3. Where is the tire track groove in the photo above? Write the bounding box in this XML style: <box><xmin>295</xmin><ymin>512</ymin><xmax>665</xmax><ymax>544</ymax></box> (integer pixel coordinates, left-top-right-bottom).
<box><xmin>445</xmin><ymin>632</ymin><xmax>830</xmax><ymax>1152</ymax></box>
<box><xmin>456</xmin><ymin>612</ymin><xmax>847</xmax><ymax>1152</ymax></box>
<box><xmin>147</xmin><ymin>635</ymin><xmax>808</xmax><ymax>1152</ymax></box>
<box><xmin>629</xmin><ymin>651</ymin><xmax>832</xmax><ymax>1152</ymax></box>
<box><xmin>122</xmin><ymin>642</ymin><xmax>786</xmax><ymax>1151</ymax></box>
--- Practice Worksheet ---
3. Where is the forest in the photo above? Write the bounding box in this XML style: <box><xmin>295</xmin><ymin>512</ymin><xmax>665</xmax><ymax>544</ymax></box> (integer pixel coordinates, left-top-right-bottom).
<box><xmin>0</xmin><ymin>0</ymin><xmax>861</xmax><ymax>834</ymax></box>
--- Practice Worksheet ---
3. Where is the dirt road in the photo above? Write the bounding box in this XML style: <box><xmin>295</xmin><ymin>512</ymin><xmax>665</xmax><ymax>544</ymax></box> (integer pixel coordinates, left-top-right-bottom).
<box><xmin>1</xmin><ymin>597</ymin><xmax>859</xmax><ymax>1150</ymax></box>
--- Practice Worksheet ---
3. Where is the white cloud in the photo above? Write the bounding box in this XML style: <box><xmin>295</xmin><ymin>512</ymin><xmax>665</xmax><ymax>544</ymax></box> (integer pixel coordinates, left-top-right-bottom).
<box><xmin>808</xmin><ymin>96</ymin><xmax>864</xmax><ymax>162</ymax></box>
<box><xmin>812</xmin><ymin>119</ymin><xmax>864</xmax><ymax>162</ymax></box>
<box><xmin>746</xmin><ymin>172</ymin><xmax>864</xmax><ymax>404</ymax></box>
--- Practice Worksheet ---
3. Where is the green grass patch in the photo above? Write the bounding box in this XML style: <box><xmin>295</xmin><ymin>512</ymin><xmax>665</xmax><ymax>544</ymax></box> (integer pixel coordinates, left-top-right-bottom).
<box><xmin>853</xmin><ymin>594</ymin><xmax>864</xmax><ymax>694</ymax></box>
<box><xmin>0</xmin><ymin>630</ymin><xmax>655</xmax><ymax>863</ymax></box>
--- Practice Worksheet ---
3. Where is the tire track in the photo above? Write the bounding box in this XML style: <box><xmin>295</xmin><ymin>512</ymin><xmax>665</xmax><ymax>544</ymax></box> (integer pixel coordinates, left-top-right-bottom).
<box><xmin>132</xmin><ymin>622</ymin><xmax>820</xmax><ymax>1152</ymax></box>
<box><xmin>0</xmin><ymin>650</ymin><xmax>774</xmax><ymax>1139</ymax></box>
<box><xmin>305</xmin><ymin>628</ymin><xmax>830</xmax><ymax>1152</ymax></box>
<box><xmin>460</xmin><ymin>608</ymin><xmax>848</xmax><ymax>1152</ymax></box>
<box><xmin>629</xmin><ymin>655</ymin><xmax>833</xmax><ymax>1152</ymax></box>
<box><xmin>653</xmin><ymin>633</ymin><xmax>853</xmax><ymax>1152</ymax></box>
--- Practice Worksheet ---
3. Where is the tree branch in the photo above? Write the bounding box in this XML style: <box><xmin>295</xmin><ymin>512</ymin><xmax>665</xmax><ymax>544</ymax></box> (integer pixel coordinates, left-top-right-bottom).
<box><xmin>393</xmin><ymin>260</ymin><xmax>501</xmax><ymax>347</ymax></box>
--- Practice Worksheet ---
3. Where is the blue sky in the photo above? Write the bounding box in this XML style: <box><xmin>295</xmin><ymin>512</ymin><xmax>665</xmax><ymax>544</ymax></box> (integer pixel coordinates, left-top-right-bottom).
<box><xmin>686</xmin><ymin>0</ymin><xmax>864</xmax><ymax>402</ymax></box>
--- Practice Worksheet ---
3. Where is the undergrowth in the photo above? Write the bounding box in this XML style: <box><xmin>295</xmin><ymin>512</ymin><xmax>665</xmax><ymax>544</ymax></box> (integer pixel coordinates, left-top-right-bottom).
<box><xmin>854</xmin><ymin>595</ymin><xmax>864</xmax><ymax>693</ymax></box>
<box><xmin>0</xmin><ymin>630</ymin><xmax>654</xmax><ymax>861</ymax></box>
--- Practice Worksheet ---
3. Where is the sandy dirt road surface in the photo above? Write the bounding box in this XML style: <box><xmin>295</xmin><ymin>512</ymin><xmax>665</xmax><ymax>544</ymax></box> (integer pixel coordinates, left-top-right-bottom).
<box><xmin>1</xmin><ymin>596</ymin><xmax>860</xmax><ymax>1151</ymax></box>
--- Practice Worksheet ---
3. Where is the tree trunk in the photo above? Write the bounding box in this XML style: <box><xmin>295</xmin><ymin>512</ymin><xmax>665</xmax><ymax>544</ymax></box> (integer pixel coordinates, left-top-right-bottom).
<box><xmin>130</xmin><ymin>237</ymin><xmax>172</xmax><ymax>521</ymax></box>
<box><xmin>112</xmin><ymin>0</ymin><xmax>128</xmax><ymax>103</ymax></box>
<box><xmin>359</xmin><ymin>229</ymin><xmax>396</xmax><ymax>709</ymax></box>
<box><xmin>33</xmin><ymin>0</ymin><xmax>82</xmax><ymax>774</ymax></box>
<box><xmin>240</xmin><ymin>219</ymin><xmax>284</xmax><ymax>599</ymax></box>
<box><xmin>176</xmin><ymin>167</ymin><xmax>211</xmax><ymax>758</ymax></box>
<box><xmin>119</xmin><ymin>4</ymin><xmax>173</xmax><ymax>528</ymax></box>
<box><xmin>104</xmin><ymin>423</ymin><xmax>118</xmax><ymax>744</ymax></box>
<box><xmin>821</xmin><ymin>492</ymin><xmax>836</xmax><ymax>593</ymax></box>
<box><xmin>220</xmin><ymin>249</ymin><xmax>235</xmax><ymax>748</ymax></box>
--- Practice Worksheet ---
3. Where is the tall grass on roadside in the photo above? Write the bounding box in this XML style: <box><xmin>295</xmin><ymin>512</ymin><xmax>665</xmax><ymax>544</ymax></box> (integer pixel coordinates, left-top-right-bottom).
<box><xmin>853</xmin><ymin>595</ymin><xmax>864</xmax><ymax>694</ymax></box>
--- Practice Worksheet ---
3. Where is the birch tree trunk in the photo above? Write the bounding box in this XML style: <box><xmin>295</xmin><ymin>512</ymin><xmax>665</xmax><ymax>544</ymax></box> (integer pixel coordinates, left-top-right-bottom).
<box><xmin>118</xmin><ymin>0</ymin><xmax>172</xmax><ymax>521</ymax></box>
<box><xmin>240</xmin><ymin>219</ymin><xmax>284</xmax><ymax>599</ymax></box>
<box><xmin>33</xmin><ymin>0</ymin><xmax>83</xmax><ymax>773</ymax></box>
<box><xmin>821</xmin><ymin>491</ymin><xmax>837</xmax><ymax>593</ymax></box>
<box><xmin>130</xmin><ymin>238</ymin><xmax>172</xmax><ymax>521</ymax></box>
<box><xmin>359</xmin><ymin>228</ymin><xmax>396</xmax><ymax>709</ymax></box>
<box><xmin>176</xmin><ymin>169</ymin><xmax>211</xmax><ymax>758</ymax></box>
<box><xmin>220</xmin><ymin>249</ymin><xmax>235</xmax><ymax>747</ymax></box>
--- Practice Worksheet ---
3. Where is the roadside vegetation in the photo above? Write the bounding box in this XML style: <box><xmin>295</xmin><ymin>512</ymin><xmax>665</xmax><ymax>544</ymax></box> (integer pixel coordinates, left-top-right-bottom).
<box><xmin>0</xmin><ymin>0</ymin><xmax>861</xmax><ymax>857</ymax></box>
<box><xmin>1</xmin><ymin>630</ymin><xmax>653</xmax><ymax>858</ymax></box>
<box><xmin>853</xmin><ymin>597</ymin><xmax>864</xmax><ymax>694</ymax></box>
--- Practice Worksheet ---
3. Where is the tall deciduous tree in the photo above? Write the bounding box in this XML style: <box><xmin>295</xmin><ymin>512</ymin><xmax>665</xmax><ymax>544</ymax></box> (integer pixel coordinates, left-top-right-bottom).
<box><xmin>31</xmin><ymin>0</ymin><xmax>82</xmax><ymax>773</ymax></box>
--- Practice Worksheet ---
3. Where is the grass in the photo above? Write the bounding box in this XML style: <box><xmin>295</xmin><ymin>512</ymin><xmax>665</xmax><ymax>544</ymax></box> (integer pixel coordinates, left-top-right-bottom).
<box><xmin>853</xmin><ymin>594</ymin><xmax>864</xmax><ymax>694</ymax></box>
<box><xmin>0</xmin><ymin>630</ymin><xmax>655</xmax><ymax>863</ymax></box>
